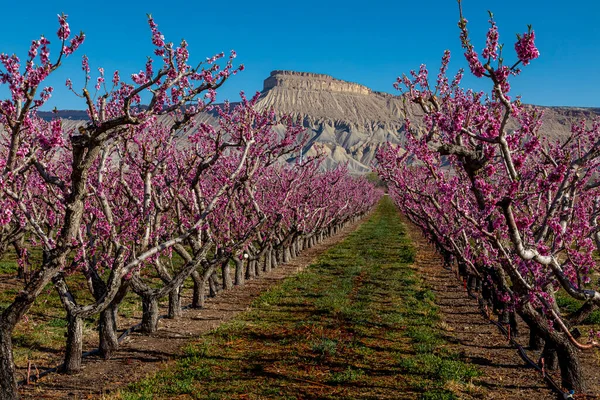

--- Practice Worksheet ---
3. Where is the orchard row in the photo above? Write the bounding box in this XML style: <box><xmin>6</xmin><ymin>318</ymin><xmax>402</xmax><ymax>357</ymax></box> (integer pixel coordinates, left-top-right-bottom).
<box><xmin>377</xmin><ymin>1</ymin><xmax>600</xmax><ymax>394</ymax></box>
<box><xmin>0</xmin><ymin>16</ymin><xmax>379</xmax><ymax>399</ymax></box>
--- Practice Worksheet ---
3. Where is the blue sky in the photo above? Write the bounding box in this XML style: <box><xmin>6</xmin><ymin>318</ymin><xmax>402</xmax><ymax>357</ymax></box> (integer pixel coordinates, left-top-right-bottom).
<box><xmin>1</xmin><ymin>0</ymin><xmax>598</xmax><ymax>109</ymax></box>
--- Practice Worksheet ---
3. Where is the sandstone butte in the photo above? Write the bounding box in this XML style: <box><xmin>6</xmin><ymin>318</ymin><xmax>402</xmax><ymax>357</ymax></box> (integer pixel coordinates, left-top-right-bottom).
<box><xmin>41</xmin><ymin>70</ymin><xmax>600</xmax><ymax>174</ymax></box>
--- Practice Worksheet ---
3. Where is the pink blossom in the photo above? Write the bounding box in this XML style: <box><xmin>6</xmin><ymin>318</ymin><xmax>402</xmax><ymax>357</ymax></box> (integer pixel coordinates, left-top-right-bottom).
<box><xmin>57</xmin><ymin>14</ymin><xmax>71</xmax><ymax>40</ymax></box>
<box><xmin>515</xmin><ymin>30</ymin><xmax>540</xmax><ymax>66</ymax></box>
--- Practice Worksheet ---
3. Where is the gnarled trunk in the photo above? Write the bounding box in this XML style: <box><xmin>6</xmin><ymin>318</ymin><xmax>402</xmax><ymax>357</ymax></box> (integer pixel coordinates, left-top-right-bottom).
<box><xmin>98</xmin><ymin>280</ymin><xmax>129</xmax><ymax>359</ymax></box>
<box><xmin>141</xmin><ymin>295</ymin><xmax>159</xmax><ymax>333</ymax></box>
<box><xmin>556</xmin><ymin>338</ymin><xmax>585</xmax><ymax>392</ymax></box>
<box><xmin>0</xmin><ymin>326</ymin><xmax>17</xmax><ymax>400</ymax></box>
<box><xmin>521</xmin><ymin>302</ymin><xmax>585</xmax><ymax>391</ymax></box>
<box><xmin>221</xmin><ymin>260</ymin><xmax>233</xmax><ymax>290</ymax></box>
<box><xmin>529</xmin><ymin>327</ymin><xmax>544</xmax><ymax>351</ymax></box>
<box><xmin>245</xmin><ymin>258</ymin><xmax>255</xmax><ymax>280</ymax></box>
<box><xmin>234</xmin><ymin>258</ymin><xmax>245</xmax><ymax>286</ymax></box>
<box><xmin>168</xmin><ymin>286</ymin><xmax>182</xmax><ymax>319</ymax></box>
<box><xmin>541</xmin><ymin>341</ymin><xmax>559</xmax><ymax>371</ymax></box>
<box><xmin>283</xmin><ymin>246</ymin><xmax>291</xmax><ymax>263</ymax></box>
<box><xmin>99</xmin><ymin>305</ymin><xmax>119</xmax><ymax>359</ymax></box>
<box><xmin>191</xmin><ymin>271</ymin><xmax>203</xmax><ymax>308</ymax></box>
<box><xmin>63</xmin><ymin>313</ymin><xmax>84</xmax><ymax>374</ymax></box>
<box><xmin>208</xmin><ymin>273</ymin><xmax>219</xmax><ymax>297</ymax></box>
<box><xmin>263</xmin><ymin>249</ymin><xmax>272</xmax><ymax>273</ymax></box>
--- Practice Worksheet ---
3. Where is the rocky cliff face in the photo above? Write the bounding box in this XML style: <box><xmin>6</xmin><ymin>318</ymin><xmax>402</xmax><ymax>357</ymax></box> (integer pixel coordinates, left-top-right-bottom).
<box><xmin>256</xmin><ymin>71</ymin><xmax>409</xmax><ymax>173</ymax></box>
<box><xmin>264</xmin><ymin>70</ymin><xmax>372</xmax><ymax>95</ymax></box>
<box><xmin>40</xmin><ymin>70</ymin><xmax>599</xmax><ymax>174</ymax></box>
<box><xmin>255</xmin><ymin>70</ymin><xmax>600</xmax><ymax>173</ymax></box>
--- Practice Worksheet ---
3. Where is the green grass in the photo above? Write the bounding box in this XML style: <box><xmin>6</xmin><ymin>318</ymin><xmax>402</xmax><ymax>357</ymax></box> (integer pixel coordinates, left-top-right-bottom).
<box><xmin>112</xmin><ymin>197</ymin><xmax>482</xmax><ymax>400</ymax></box>
<box><xmin>0</xmin><ymin>245</ymin><xmax>195</xmax><ymax>367</ymax></box>
<box><xmin>556</xmin><ymin>289</ymin><xmax>600</xmax><ymax>324</ymax></box>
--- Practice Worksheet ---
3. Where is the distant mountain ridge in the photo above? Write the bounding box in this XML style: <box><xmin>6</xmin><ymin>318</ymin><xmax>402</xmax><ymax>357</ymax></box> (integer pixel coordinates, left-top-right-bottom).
<box><xmin>40</xmin><ymin>70</ymin><xmax>600</xmax><ymax>173</ymax></box>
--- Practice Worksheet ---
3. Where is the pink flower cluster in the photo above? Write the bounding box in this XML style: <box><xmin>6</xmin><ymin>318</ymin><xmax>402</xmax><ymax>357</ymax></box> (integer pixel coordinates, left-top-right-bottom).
<box><xmin>515</xmin><ymin>31</ymin><xmax>540</xmax><ymax>66</ymax></box>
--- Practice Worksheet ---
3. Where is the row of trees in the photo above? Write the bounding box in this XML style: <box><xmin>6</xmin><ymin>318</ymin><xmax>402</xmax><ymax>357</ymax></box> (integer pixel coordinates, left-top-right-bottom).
<box><xmin>377</xmin><ymin>2</ymin><xmax>600</xmax><ymax>393</ymax></box>
<box><xmin>0</xmin><ymin>16</ymin><xmax>380</xmax><ymax>399</ymax></box>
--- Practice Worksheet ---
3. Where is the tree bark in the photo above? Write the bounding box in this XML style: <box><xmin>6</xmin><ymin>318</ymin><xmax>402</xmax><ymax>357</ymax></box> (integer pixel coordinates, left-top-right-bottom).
<box><xmin>253</xmin><ymin>260</ymin><xmax>260</xmax><ymax>277</ymax></box>
<box><xmin>191</xmin><ymin>271</ymin><xmax>203</xmax><ymax>308</ymax></box>
<box><xmin>234</xmin><ymin>257</ymin><xmax>245</xmax><ymax>286</ymax></box>
<box><xmin>221</xmin><ymin>260</ymin><xmax>233</xmax><ymax>290</ymax></box>
<box><xmin>528</xmin><ymin>328</ymin><xmax>544</xmax><ymax>351</ymax></box>
<box><xmin>0</xmin><ymin>326</ymin><xmax>17</xmax><ymax>400</ymax></box>
<box><xmin>521</xmin><ymin>302</ymin><xmax>585</xmax><ymax>391</ymax></box>
<box><xmin>245</xmin><ymin>258</ymin><xmax>255</xmax><ymax>280</ymax></box>
<box><xmin>98</xmin><ymin>280</ymin><xmax>129</xmax><ymax>359</ymax></box>
<box><xmin>63</xmin><ymin>313</ymin><xmax>84</xmax><ymax>374</ymax></box>
<box><xmin>263</xmin><ymin>249</ymin><xmax>272</xmax><ymax>273</ymax></box>
<box><xmin>541</xmin><ymin>341</ymin><xmax>559</xmax><ymax>371</ymax></box>
<box><xmin>568</xmin><ymin>301</ymin><xmax>596</xmax><ymax>325</ymax></box>
<box><xmin>291</xmin><ymin>241</ymin><xmax>297</xmax><ymax>258</ymax></box>
<box><xmin>13</xmin><ymin>241</ymin><xmax>26</xmax><ymax>281</ymax></box>
<box><xmin>195</xmin><ymin>275</ymin><xmax>207</xmax><ymax>308</ymax></box>
<box><xmin>99</xmin><ymin>305</ymin><xmax>119</xmax><ymax>360</ymax></box>
<box><xmin>141</xmin><ymin>295</ymin><xmax>159</xmax><ymax>333</ymax></box>
<box><xmin>556</xmin><ymin>338</ymin><xmax>585</xmax><ymax>392</ymax></box>
<box><xmin>168</xmin><ymin>285</ymin><xmax>182</xmax><ymax>319</ymax></box>
<box><xmin>208</xmin><ymin>273</ymin><xmax>218</xmax><ymax>297</ymax></box>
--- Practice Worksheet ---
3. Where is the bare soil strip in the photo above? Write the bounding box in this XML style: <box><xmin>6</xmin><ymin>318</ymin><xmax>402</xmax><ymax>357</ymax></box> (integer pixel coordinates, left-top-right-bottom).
<box><xmin>402</xmin><ymin>216</ymin><xmax>556</xmax><ymax>399</ymax></box>
<box><xmin>19</xmin><ymin>217</ymin><xmax>368</xmax><ymax>399</ymax></box>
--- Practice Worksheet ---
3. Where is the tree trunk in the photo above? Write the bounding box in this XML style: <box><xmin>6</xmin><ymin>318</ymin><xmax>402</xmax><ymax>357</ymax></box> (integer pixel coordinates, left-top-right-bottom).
<box><xmin>141</xmin><ymin>295</ymin><xmax>159</xmax><ymax>333</ymax></box>
<box><xmin>556</xmin><ymin>338</ymin><xmax>586</xmax><ymax>392</ymax></box>
<box><xmin>528</xmin><ymin>328</ymin><xmax>544</xmax><ymax>351</ymax></box>
<box><xmin>191</xmin><ymin>271</ymin><xmax>203</xmax><ymax>309</ymax></box>
<box><xmin>541</xmin><ymin>341</ymin><xmax>559</xmax><ymax>371</ymax></box>
<box><xmin>168</xmin><ymin>286</ymin><xmax>182</xmax><ymax>319</ymax></box>
<box><xmin>234</xmin><ymin>258</ymin><xmax>245</xmax><ymax>286</ymax></box>
<box><xmin>264</xmin><ymin>249</ymin><xmax>272</xmax><ymax>273</ymax></box>
<box><xmin>208</xmin><ymin>273</ymin><xmax>218</xmax><ymax>297</ymax></box>
<box><xmin>253</xmin><ymin>260</ymin><xmax>260</xmax><ymax>277</ymax></box>
<box><xmin>245</xmin><ymin>258</ymin><xmax>255</xmax><ymax>280</ymax></box>
<box><xmin>569</xmin><ymin>301</ymin><xmax>596</xmax><ymax>325</ymax></box>
<box><xmin>99</xmin><ymin>305</ymin><xmax>119</xmax><ymax>360</ymax></box>
<box><xmin>283</xmin><ymin>246</ymin><xmax>291</xmax><ymax>263</ymax></box>
<box><xmin>195</xmin><ymin>275</ymin><xmax>207</xmax><ymax>308</ymax></box>
<box><xmin>14</xmin><ymin>241</ymin><xmax>26</xmax><ymax>281</ymax></box>
<box><xmin>63</xmin><ymin>312</ymin><xmax>84</xmax><ymax>374</ymax></box>
<box><xmin>521</xmin><ymin>303</ymin><xmax>585</xmax><ymax>391</ymax></box>
<box><xmin>222</xmin><ymin>260</ymin><xmax>233</xmax><ymax>290</ymax></box>
<box><xmin>0</xmin><ymin>326</ymin><xmax>18</xmax><ymax>400</ymax></box>
<box><xmin>271</xmin><ymin>249</ymin><xmax>279</xmax><ymax>269</ymax></box>
<box><xmin>98</xmin><ymin>281</ymin><xmax>129</xmax><ymax>359</ymax></box>
<box><xmin>291</xmin><ymin>241</ymin><xmax>297</xmax><ymax>258</ymax></box>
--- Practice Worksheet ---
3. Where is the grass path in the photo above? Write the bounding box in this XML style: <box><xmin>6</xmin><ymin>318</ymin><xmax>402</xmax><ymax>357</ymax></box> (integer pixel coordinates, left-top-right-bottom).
<box><xmin>113</xmin><ymin>197</ymin><xmax>481</xmax><ymax>400</ymax></box>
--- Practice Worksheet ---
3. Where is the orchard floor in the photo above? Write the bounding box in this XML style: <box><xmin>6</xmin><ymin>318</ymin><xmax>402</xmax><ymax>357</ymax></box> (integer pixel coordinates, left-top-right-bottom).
<box><xmin>402</xmin><ymin>217</ymin><xmax>554</xmax><ymax>400</ymax></box>
<box><xmin>19</xmin><ymin>197</ymin><xmax>599</xmax><ymax>399</ymax></box>
<box><xmin>20</xmin><ymin>216</ymin><xmax>368</xmax><ymax>399</ymax></box>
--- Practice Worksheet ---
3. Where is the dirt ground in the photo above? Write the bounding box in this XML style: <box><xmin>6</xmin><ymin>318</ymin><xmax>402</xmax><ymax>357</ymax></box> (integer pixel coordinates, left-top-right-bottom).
<box><xmin>19</xmin><ymin>218</ymin><xmax>368</xmax><ymax>399</ymax></box>
<box><xmin>18</xmin><ymin>212</ymin><xmax>600</xmax><ymax>399</ymax></box>
<box><xmin>403</xmin><ymin>216</ymin><xmax>600</xmax><ymax>400</ymax></box>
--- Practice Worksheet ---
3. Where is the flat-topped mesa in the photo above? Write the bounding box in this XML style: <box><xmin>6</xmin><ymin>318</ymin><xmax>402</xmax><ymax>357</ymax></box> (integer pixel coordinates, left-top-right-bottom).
<box><xmin>263</xmin><ymin>70</ymin><xmax>371</xmax><ymax>96</ymax></box>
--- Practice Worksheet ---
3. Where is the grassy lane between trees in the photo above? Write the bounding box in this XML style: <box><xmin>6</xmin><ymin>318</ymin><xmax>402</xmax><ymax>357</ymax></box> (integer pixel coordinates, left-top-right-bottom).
<box><xmin>112</xmin><ymin>197</ymin><xmax>481</xmax><ymax>400</ymax></box>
